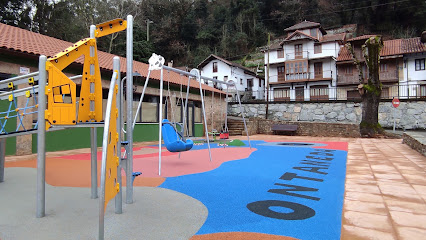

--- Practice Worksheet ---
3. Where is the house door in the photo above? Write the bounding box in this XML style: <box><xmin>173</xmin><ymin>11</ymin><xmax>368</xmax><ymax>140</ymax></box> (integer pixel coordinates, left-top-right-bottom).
<box><xmin>247</xmin><ymin>79</ymin><xmax>253</xmax><ymax>91</ymax></box>
<box><xmin>295</xmin><ymin>86</ymin><xmax>304</xmax><ymax>101</ymax></box>
<box><xmin>314</xmin><ymin>62</ymin><xmax>323</xmax><ymax>79</ymax></box>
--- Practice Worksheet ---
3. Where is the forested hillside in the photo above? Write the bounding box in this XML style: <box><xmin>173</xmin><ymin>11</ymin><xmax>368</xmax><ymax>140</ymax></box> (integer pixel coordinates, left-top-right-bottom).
<box><xmin>1</xmin><ymin>0</ymin><xmax>425</xmax><ymax>67</ymax></box>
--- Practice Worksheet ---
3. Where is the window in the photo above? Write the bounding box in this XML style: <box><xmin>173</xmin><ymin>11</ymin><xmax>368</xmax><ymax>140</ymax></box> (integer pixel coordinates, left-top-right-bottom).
<box><xmin>259</xmin><ymin>79</ymin><xmax>262</xmax><ymax>87</ymax></box>
<box><xmin>224</xmin><ymin>76</ymin><xmax>228</xmax><ymax>82</ymax></box>
<box><xmin>380</xmin><ymin>63</ymin><xmax>387</xmax><ymax>72</ymax></box>
<box><xmin>135</xmin><ymin>95</ymin><xmax>160</xmax><ymax>123</ymax></box>
<box><xmin>247</xmin><ymin>79</ymin><xmax>253</xmax><ymax>88</ymax></box>
<box><xmin>314</xmin><ymin>62</ymin><xmax>323</xmax><ymax>78</ymax></box>
<box><xmin>277</xmin><ymin>48</ymin><xmax>284</xmax><ymax>58</ymax></box>
<box><xmin>310</xmin><ymin>85</ymin><xmax>329</xmax><ymax>100</ymax></box>
<box><xmin>285</xmin><ymin>60</ymin><xmax>308</xmax><ymax>80</ymax></box>
<box><xmin>314</xmin><ymin>43</ymin><xmax>322</xmax><ymax>54</ymax></box>
<box><xmin>415</xmin><ymin>59</ymin><xmax>425</xmax><ymax>71</ymax></box>
<box><xmin>277</xmin><ymin>66</ymin><xmax>285</xmax><ymax>81</ymax></box>
<box><xmin>345</xmin><ymin>65</ymin><xmax>353</xmax><ymax>74</ymax></box>
<box><xmin>213</xmin><ymin>62</ymin><xmax>218</xmax><ymax>72</ymax></box>
<box><xmin>295</xmin><ymin>44</ymin><xmax>303</xmax><ymax>58</ymax></box>
<box><xmin>273</xmin><ymin>88</ymin><xmax>290</xmax><ymax>101</ymax></box>
<box><xmin>240</xmin><ymin>78</ymin><xmax>243</xmax><ymax>85</ymax></box>
<box><xmin>310</xmin><ymin>28</ymin><xmax>317</xmax><ymax>38</ymax></box>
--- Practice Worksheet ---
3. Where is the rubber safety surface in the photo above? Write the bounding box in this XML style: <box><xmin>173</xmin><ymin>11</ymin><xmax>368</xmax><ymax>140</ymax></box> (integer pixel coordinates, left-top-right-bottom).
<box><xmin>160</xmin><ymin>140</ymin><xmax>348</xmax><ymax>240</ymax></box>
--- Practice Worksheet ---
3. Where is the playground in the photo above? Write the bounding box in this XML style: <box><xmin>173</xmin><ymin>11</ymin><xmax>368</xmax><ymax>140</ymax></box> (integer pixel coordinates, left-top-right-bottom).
<box><xmin>1</xmin><ymin>134</ymin><xmax>425</xmax><ymax>239</ymax></box>
<box><xmin>0</xmin><ymin>15</ymin><xmax>425</xmax><ymax>240</ymax></box>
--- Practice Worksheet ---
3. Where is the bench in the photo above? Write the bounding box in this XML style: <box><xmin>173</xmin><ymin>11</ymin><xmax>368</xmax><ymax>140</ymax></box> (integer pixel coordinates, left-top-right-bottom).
<box><xmin>271</xmin><ymin>124</ymin><xmax>298</xmax><ymax>135</ymax></box>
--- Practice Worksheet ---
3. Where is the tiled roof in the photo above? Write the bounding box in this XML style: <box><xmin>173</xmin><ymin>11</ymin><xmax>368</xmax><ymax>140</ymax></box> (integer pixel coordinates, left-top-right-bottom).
<box><xmin>269</xmin><ymin>42</ymin><xmax>282</xmax><ymax>50</ymax></box>
<box><xmin>381</xmin><ymin>39</ymin><xmax>402</xmax><ymax>56</ymax></box>
<box><xmin>0</xmin><ymin>23</ymin><xmax>222</xmax><ymax>94</ymax></box>
<box><xmin>347</xmin><ymin>35</ymin><xmax>378</xmax><ymax>42</ymax></box>
<box><xmin>337</xmin><ymin>37</ymin><xmax>422</xmax><ymax>61</ymax></box>
<box><xmin>282</xmin><ymin>30</ymin><xmax>318</xmax><ymax>43</ymax></box>
<box><xmin>337</xmin><ymin>46</ymin><xmax>352</xmax><ymax>62</ymax></box>
<box><xmin>402</xmin><ymin>37</ymin><xmax>426</xmax><ymax>54</ymax></box>
<box><xmin>320</xmin><ymin>33</ymin><xmax>346</xmax><ymax>43</ymax></box>
<box><xmin>284</xmin><ymin>21</ymin><xmax>321</xmax><ymax>32</ymax></box>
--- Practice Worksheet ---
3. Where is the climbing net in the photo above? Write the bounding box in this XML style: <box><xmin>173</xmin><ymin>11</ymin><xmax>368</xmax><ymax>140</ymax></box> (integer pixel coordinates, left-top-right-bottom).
<box><xmin>0</xmin><ymin>76</ymin><xmax>39</xmax><ymax>135</ymax></box>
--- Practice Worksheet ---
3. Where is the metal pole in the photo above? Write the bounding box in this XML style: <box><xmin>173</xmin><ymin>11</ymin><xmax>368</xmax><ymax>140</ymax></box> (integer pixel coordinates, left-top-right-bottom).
<box><xmin>132</xmin><ymin>71</ymin><xmax>151</xmax><ymax>130</ymax></box>
<box><xmin>235</xmin><ymin>86</ymin><xmax>251</xmax><ymax>149</ymax></box>
<box><xmin>36</xmin><ymin>55</ymin><xmax>47</xmax><ymax>218</ymax></box>
<box><xmin>265</xmin><ymin>33</ymin><xmax>270</xmax><ymax>119</ymax></box>
<box><xmin>125</xmin><ymin>15</ymin><xmax>133</xmax><ymax>204</ymax></box>
<box><xmin>90</xmin><ymin>127</ymin><xmax>98</xmax><ymax>199</ymax></box>
<box><xmin>99</xmin><ymin>70</ymin><xmax>118</xmax><ymax>240</ymax></box>
<box><xmin>0</xmin><ymin>138</ymin><xmax>5</xmax><ymax>182</ymax></box>
<box><xmin>89</xmin><ymin>25</ymin><xmax>98</xmax><ymax>200</ymax></box>
<box><xmin>113</xmin><ymin>57</ymin><xmax>122</xmax><ymax>214</ymax></box>
<box><xmin>183</xmin><ymin>76</ymin><xmax>191</xmax><ymax>137</ymax></box>
<box><xmin>211</xmin><ymin>91</ymin><xmax>214</xmax><ymax>131</ymax></box>
<box><xmin>393</xmin><ymin>105</ymin><xmax>396</xmax><ymax>133</ymax></box>
<box><xmin>198</xmin><ymin>71</ymin><xmax>212</xmax><ymax>162</ymax></box>
<box><xmin>225</xmin><ymin>86</ymin><xmax>229</xmax><ymax>131</ymax></box>
<box><xmin>158</xmin><ymin>68</ymin><xmax>164</xmax><ymax>175</ymax></box>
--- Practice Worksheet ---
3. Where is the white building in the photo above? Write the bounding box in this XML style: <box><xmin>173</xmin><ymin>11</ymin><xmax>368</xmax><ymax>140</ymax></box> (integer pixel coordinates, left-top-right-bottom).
<box><xmin>198</xmin><ymin>54</ymin><xmax>265</xmax><ymax>100</ymax></box>
<box><xmin>400</xmin><ymin>37</ymin><xmax>426</xmax><ymax>98</ymax></box>
<box><xmin>264</xmin><ymin>21</ymin><xmax>345</xmax><ymax>101</ymax></box>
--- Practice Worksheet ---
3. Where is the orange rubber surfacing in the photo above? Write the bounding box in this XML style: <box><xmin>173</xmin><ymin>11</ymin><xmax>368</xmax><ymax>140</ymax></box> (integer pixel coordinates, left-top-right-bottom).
<box><xmin>5</xmin><ymin>158</ymin><xmax>165</xmax><ymax>187</ymax></box>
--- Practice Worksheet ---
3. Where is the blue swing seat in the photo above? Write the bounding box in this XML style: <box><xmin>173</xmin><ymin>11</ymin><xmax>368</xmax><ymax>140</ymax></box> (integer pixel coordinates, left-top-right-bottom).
<box><xmin>161</xmin><ymin>119</ymin><xmax>193</xmax><ymax>152</ymax></box>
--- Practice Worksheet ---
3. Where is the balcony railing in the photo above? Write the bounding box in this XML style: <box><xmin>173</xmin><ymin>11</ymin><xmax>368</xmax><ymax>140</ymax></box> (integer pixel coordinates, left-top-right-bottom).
<box><xmin>285</xmin><ymin>51</ymin><xmax>309</xmax><ymax>60</ymax></box>
<box><xmin>338</xmin><ymin>70</ymin><xmax>398</xmax><ymax>85</ymax></box>
<box><xmin>229</xmin><ymin>83</ymin><xmax>426</xmax><ymax>103</ymax></box>
<box><xmin>271</xmin><ymin>70</ymin><xmax>333</xmax><ymax>83</ymax></box>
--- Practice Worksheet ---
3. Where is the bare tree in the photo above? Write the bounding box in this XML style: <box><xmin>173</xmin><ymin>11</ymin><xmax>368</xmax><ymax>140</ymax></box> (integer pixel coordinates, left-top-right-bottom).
<box><xmin>347</xmin><ymin>36</ymin><xmax>384</xmax><ymax>137</ymax></box>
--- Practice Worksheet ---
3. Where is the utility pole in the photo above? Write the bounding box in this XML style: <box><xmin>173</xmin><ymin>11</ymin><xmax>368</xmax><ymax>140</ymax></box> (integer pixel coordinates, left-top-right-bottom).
<box><xmin>265</xmin><ymin>33</ymin><xmax>270</xmax><ymax>119</ymax></box>
<box><xmin>146</xmin><ymin>19</ymin><xmax>153</xmax><ymax>41</ymax></box>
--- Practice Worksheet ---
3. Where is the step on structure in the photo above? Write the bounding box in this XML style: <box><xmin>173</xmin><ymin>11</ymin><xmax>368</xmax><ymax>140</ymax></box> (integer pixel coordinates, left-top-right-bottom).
<box><xmin>227</xmin><ymin>118</ymin><xmax>250</xmax><ymax>136</ymax></box>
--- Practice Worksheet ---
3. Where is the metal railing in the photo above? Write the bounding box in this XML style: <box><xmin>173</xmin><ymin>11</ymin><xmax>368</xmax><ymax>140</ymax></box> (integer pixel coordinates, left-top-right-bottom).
<box><xmin>229</xmin><ymin>83</ymin><xmax>426</xmax><ymax>103</ymax></box>
<box><xmin>269</xmin><ymin>70</ymin><xmax>333</xmax><ymax>83</ymax></box>
<box><xmin>337</xmin><ymin>70</ymin><xmax>398</xmax><ymax>84</ymax></box>
<box><xmin>285</xmin><ymin>51</ymin><xmax>309</xmax><ymax>60</ymax></box>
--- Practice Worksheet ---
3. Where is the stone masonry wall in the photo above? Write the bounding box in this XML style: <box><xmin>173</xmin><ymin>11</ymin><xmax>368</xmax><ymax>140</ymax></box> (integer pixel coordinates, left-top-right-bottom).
<box><xmin>229</xmin><ymin>101</ymin><xmax>426</xmax><ymax>130</ymax></box>
<box><xmin>253</xmin><ymin>119</ymin><xmax>361</xmax><ymax>138</ymax></box>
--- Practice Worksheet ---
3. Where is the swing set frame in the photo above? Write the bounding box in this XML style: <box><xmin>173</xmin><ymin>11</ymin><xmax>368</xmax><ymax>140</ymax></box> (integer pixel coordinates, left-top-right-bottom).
<box><xmin>132</xmin><ymin>54</ymin><xmax>251</xmax><ymax>175</ymax></box>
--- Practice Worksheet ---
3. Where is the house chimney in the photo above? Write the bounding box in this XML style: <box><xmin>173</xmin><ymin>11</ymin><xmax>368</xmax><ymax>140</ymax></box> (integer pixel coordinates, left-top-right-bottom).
<box><xmin>421</xmin><ymin>31</ymin><xmax>426</xmax><ymax>43</ymax></box>
<box><xmin>168</xmin><ymin>60</ymin><xmax>173</xmax><ymax>67</ymax></box>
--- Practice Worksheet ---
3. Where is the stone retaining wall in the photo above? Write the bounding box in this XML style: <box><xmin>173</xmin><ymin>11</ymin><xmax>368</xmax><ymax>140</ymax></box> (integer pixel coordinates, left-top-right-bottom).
<box><xmin>229</xmin><ymin>101</ymin><xmax>426</xmax><ymax>130</ymax></box>
<box><xmin>402</xmin><ymin>132</ymin><xmax>426</xmax><ymax>156</ymax></box>
<box><xmin>255</xmin><ymin>119</ymin><xmax>360</xmax><ymax>138</ymax></box>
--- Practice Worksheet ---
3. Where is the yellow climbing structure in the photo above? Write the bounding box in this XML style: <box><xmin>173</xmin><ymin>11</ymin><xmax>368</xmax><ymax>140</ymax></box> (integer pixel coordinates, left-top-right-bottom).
<box><xmin>44</xmin><ymin>18</ymin><xmax>127</xmax><ymax>129</ymax></box>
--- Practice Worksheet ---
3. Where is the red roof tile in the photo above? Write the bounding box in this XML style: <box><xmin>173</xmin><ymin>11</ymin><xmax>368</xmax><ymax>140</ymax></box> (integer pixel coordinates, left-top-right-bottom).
<box><xmin>320</xmin><ymin>33</ymin><xmax>346</xmax><ymax>43</ymax></box>
<box><xmin>347</xmin><ymin>35</ymin><xmax>378</xmax><ymax>42</ymax></box>
<box><xmin>402</xmin><ymin>37</ymin><xmax>426</xmax><ymax>54</ymax></box>
<box><xmin>284</xmin><ymin>21</ymin><xmax>321</xmax><ymax>32</ymax></box>
<box><xmin>381</xmin><ymin>39</ymin><xmax>402</xmax><ymax>56</ymax></box>
<box><xmin>337</xmin><ymin>46</ymin><xmax>352</xmax><ymax>62</ymax></box>
<box><xmin>338</xmin><ymin>38</ymin><xmax>408</xmax><ymax>61</ymax></box>
<box><xmin>283</xmin><ymin>30</ymin><xmax>318</xmax><ymax>43</ymax></box>
<box><xmin>0</xmin><ymin>23</ymin><xmax>223</xmax><ymax>94</ymax></box>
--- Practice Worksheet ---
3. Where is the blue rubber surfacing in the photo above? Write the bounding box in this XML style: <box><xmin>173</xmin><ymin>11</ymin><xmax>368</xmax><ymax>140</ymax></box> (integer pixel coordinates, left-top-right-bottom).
<box><xmin>160</xmin><ymin>140</ymin><xmax>347</xmax><ymax>240</ymax></box>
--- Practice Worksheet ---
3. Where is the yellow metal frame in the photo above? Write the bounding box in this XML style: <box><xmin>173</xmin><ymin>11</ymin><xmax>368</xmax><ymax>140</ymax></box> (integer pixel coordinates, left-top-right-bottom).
<box><xmin>104</xmin><ymin>72</ymin><xmax>120</xmax><ymax>211</ymax></box>
<box><xmin>95</xmin><ymin>18</ymin><xmax>127</xmax><ymax>38</ymax></box>
<box><xmin>44</xmin><ymin>18</ymin><xmax>127</xmax><ymax>129</ymax></box>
